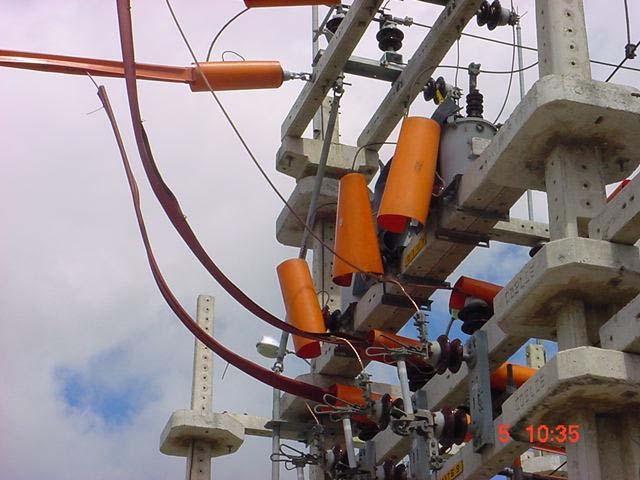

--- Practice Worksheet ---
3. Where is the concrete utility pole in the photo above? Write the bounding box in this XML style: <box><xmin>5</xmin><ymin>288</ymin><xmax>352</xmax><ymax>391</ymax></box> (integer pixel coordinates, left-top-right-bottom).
<box><xmin>185</xmin><ymin>295</ymin><xmax>216</xmax><ymax>480</ymax></box>
<box><xmin>159</xmin><ymin>296</ymin><xmax>245</xmax><ymax>480</ymax></box>
<box><xmin>537</xmin><ymin>1</ymin><xmax>638</xmax><ymax>477</ymax></box>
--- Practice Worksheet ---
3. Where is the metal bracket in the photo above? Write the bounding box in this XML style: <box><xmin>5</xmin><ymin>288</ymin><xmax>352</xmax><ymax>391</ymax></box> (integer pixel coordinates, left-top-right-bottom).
<box><xmin>408</xmin><ymin>390</ymin><xmax>433</xmax><ymax>480</ymax></box>
<box><xmin>435</xmin><ymin>227</ymin><xmax>491</xmax><ymax>248</ymax></box>
<box><xmin>397</xmin><ymin>274</ymin><xmax>450</xmax><ymax>290</ymax></box>
<box><xmin>456</xmin><ymin>206</ymin><xmax>510</xmax><ymax>222</ymax></box>
<box><xmin>467</xmin><ymin>329</ymin><xmax>495</xmax><ymax>452</ymax></box>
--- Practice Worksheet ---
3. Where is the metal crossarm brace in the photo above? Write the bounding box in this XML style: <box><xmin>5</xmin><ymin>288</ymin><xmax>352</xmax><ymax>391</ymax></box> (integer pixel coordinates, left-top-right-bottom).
<box><xmin>357</xmin><ymin>0</ymin><xmax>483</xmax><ymax>148</ymax></box>
<box><xmin>281</xmin><ymin>0</ymin><xmax>384</xmax><ymax>139</ymax></box>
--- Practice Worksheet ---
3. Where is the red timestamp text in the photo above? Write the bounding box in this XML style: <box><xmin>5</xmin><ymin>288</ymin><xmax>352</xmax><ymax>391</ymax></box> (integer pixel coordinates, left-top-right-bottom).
<box><xmin>497</xmin><ymin>424</ymin><xmax>581</xmax><ymax>444</ymax></box>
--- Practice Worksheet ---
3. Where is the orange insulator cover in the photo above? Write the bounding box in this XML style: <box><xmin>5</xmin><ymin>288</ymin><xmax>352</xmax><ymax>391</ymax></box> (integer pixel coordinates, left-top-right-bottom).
<box><xmin>490</xmin><ymin>363</ymin><xmax>536</xmax><ymax>392</ymax></box>
<box><xmin>377</xmin><ymin>117</ymin><xmax>441</xmax><ymax>233</ymax></box>
<box><xmin>332</xmin><ymin>173</ymin><xmax>384</xmax><ymax>286</ymax></box>
<box><xmin>190</xmin><ymin>61</ymin><xmax>284</xmax><ymax>92</ymax></box>
<box><xmin>276</xmin><ymin>258</ymin><xmax>326</xmax><ymax>358</ymax></box>
<box><xmin>245</xmin><ymin>0</ymin><xmax>340</xmax><ymax>7</ymax></box>
<box><xmin>330</xmin><ymin>384</ymin><xmax>368</xmax><ymax>407</ymax></box>
<box><xmin>368</xmin><ymin>329</ymin><xmax>422</xmax><ymax>351</ymax></box>
<box><xmin>450</xmin><ymin>275</ymin><xmax>503</xmax><ymax>312</ymax></box>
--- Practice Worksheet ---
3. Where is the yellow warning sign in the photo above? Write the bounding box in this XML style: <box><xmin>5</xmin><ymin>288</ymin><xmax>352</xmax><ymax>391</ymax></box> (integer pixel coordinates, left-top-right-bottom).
<box><xmin>440</xmin><ymin>460</ymin><xmax>463</xmax><ymax>480</ymax></box>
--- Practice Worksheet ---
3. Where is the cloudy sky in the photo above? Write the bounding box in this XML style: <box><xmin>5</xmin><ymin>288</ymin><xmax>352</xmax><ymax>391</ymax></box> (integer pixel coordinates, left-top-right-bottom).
<box><xmin>1</xmin><ymin>1</ymin><xmax>638</xmax><ymax>479</ymax></box>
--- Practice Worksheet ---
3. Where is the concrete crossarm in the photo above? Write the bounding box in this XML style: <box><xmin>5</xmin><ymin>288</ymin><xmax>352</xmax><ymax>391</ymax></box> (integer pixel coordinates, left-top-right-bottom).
<box><xmin>600</xmin><ymin>293</ymin><xmax>640</xmax><ymax>354</ymax></box>
<box><xmin>357</xmin><ymin>0</ymin><xmax>483</xmax><ymax>149</ymax></box>
<box><xmin>490</xmin><ymin>218</ymin><xmax>550</xmax><ymax>247</ymax></box>
<box><xmin>281</xmin><ymin>0</ymin><xmax>384</xmax><ymax>139</ymax></box>
<box><xmin>589</xmin><ymin>174</ymin><xmax>640</xmax><ymax>245</ymax></box>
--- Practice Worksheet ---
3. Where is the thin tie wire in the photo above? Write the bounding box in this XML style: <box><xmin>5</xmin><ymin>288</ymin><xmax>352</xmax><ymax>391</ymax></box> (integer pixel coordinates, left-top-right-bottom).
<box><xmin>493</xmin><ymin>22</ymin><xmax>517</xmax><ymax>124</ymax></box>
<box><xmin>206</xmin><ymin>8</ymin><xmax>249</xmax><ymax>61</ymax></box>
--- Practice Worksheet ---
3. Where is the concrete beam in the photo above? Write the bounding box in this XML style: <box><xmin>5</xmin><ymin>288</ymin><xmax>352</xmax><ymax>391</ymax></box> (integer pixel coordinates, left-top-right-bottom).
<box><xmin>501</xmin><ymin>347</ymin><xmax>640</xmax><ymax>441</ymax></box>
<box><xmin>276</xmin><ymin>135</ymin><xmax>379</xmax><ymax>181</ymax></box>
<box><xmin>489</xmin><ymin>218</ymin><xmax>550</xmax><ymax>247</ymax></box>
<box><xmin>358</xmin><ymin>0</ymin><xmax>482</xmax><ymax>149</ymax></box>
<box><xmin>275</xmin><ymin>176</ymin><xmax>339</xmax><ymax>248</ymax></box>
<box><xmin>589</xmin><ymin>175</ymin><xmax>640</xmax><ymax>245</ymax></box>
<box><xmin>495</xmin><ymin>237</ymin><xmax>640</xmax><ymax>339</ymax></box>
<box><xmin>600</xmin><ymin>293</ymin><xmax>640</xmax><ymax>354</ymax></box>
<box><xmin>456</xmin><ymin>76</ymin><xmax>640</xmax><ymax>196</ymax></box>
<box><xmin>281</xmin><ymin>0</ymin><xmax>384</xmax><ymax>139</ymax></box>
<box><xmin>160</xmin><ymin>410</ymin><xmax>245</xmax><ymax>457</ymax></box>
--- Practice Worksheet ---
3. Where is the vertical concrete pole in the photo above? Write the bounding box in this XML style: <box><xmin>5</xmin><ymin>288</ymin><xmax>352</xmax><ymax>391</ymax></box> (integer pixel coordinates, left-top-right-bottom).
<box><xmin>536</xmin><ymin>2</ymin><xmax>637</xmax><ymax>478</ymax></box>
<box><xmin>185</xmin><ymin>295</ymin><xmax>215</xmax><ymax>480</ymax></box>
<box><xmin>535</xmin><ymin>0</ymin><xmax>591</xmax><ymax>79</ymax></box>
<box><xmin>310</xmin><ymin>219</ymin><xmax>341</xmax><ymax>314</ymax></box>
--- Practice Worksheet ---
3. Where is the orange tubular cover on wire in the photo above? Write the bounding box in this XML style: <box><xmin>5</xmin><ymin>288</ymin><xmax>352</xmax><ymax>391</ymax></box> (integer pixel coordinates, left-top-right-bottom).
<box><xmin>277</xmin><ymin>259</ymin><xmax>326</xmax><ymax>358</ymax></box>
<box><xmin>244</xmin><ymin>0</ymin><xmax>340</xmax><ymax>7</ymax></box>
<box><xmin>332</xmin><ymin>173</ymin><xmax>384</xmax><ymax>286</ymax></box>
<box><xmin>377</xmin><ymin>117</ymin><xmax>441</xmax><ymax>233</ymax></box>
<box><xmin>190</xmin><ymin>61</ymin><xmax>284</xmax><ymax>92</ymax></box>
<box><xmin>490</xmin><ymin>363</ymin><xmax>536</xmax><ymax>392</ymax></box>
<box><xmin>449</xmin><ymin>275</ymin><xmax>503</xmax><ymax>313</ymax></box>
<box><xmin>368</xmin><ymin>329</ymin><xmax>421</xmax><ymax>351</ymax></box>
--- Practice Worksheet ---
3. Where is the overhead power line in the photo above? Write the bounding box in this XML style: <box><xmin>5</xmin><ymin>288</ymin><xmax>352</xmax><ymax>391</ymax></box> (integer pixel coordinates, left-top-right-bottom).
<box><xmin>412</xmin><ymin>21</ymin><xmax>640</xmax><ymax>74</ymax></box>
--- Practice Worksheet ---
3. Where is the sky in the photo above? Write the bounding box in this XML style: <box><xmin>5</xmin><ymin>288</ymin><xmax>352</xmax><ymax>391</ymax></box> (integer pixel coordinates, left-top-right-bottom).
<box><xmin>1</xmin><ymin>1</ymin><xmax>639</xmax><ymax>479</ymax></box>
